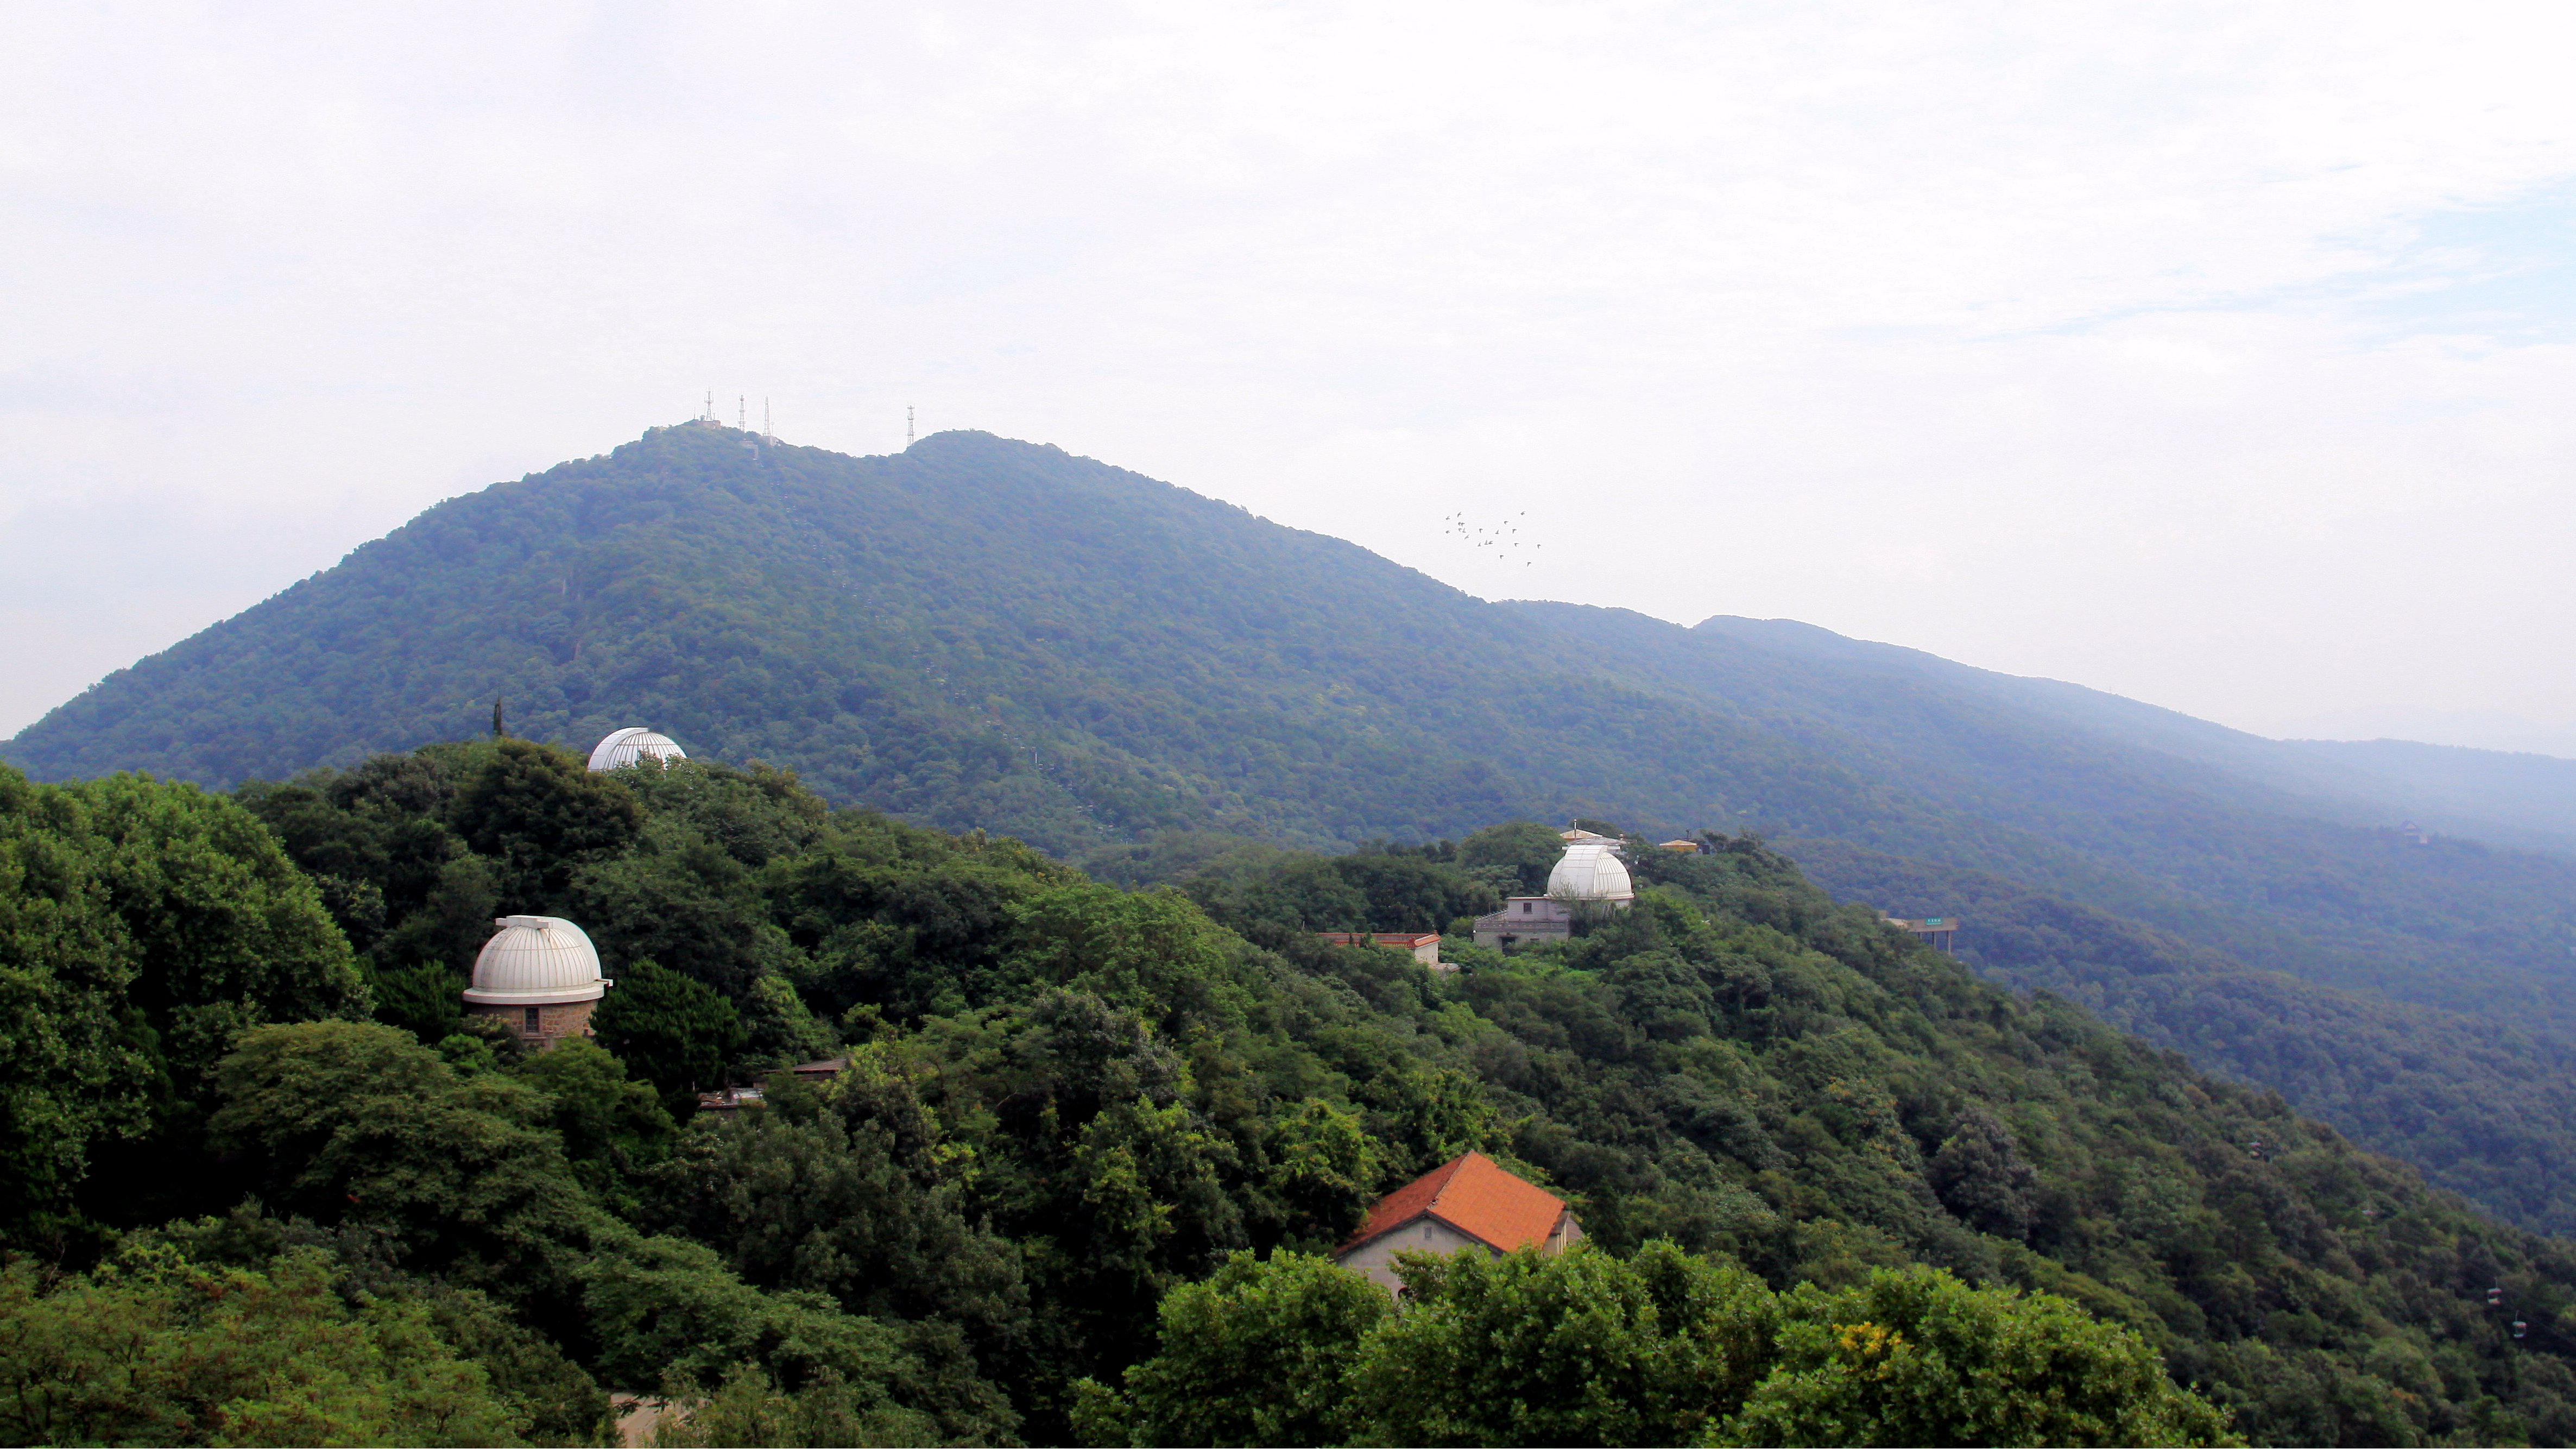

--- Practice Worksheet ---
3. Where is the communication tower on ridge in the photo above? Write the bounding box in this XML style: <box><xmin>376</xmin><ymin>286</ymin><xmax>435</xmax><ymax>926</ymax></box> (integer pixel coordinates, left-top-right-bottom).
<box><xmin>693</xmin><ymin>392</ymin><xmax>721</xmax><ymax>428</ymax></box>
<box><xmin>907</xmin><ymin>405</ymin><xmax>916</xmax><ymax>448</ymax></box>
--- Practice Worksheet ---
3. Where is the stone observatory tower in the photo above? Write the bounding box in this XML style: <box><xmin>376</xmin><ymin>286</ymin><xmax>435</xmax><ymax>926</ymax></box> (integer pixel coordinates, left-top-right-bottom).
<box><xmin>462</xmin><ymin>915</ymin><xmax>614</xmax><ymax>1047</ymax></box>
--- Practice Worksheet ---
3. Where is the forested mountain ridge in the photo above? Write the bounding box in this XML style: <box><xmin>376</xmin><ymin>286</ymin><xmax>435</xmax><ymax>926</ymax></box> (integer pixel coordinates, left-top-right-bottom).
<box><xmin>6</xmin><ymin>425</ymin><xmax>1791</xmax><ymax>847</ymax></box>
<box><xmin>11</xmin><ymin>746</ymin><xmax>2576</xmax><ymax>1445</ymax></box>
<box><xmin>1537</xmin><ymin>604</ymin><xmax>2576</xmax><ymax>1028</ymax></box>
<box><xmin>1789</xmin><ymin>837</ymin><xmax>2576</xmax><ymax>1237</ymax></box>
<box><xmin>1683</xmin><ymin>615</ymin><xmax>2576</xmax><ymax>858</ymax></box>
<box><xmin>1524</xmin><ymin>604</ymin><xmax>2576</xmax><ymax>1234</ymax></box>
<box><xmin>9</xmin><ymin>420</ymin><xmax>2576</xmax><ymax>1242</ymax></box>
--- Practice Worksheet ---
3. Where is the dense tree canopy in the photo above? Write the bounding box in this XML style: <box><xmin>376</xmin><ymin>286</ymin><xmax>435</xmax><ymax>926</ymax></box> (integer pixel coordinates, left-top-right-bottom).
<box><xmin>1087</xmin><ymin>1244</ymin><xmax>2230</xmax><ymax>1448</ymax></box>
<box><xmin>0</xmin><ymin>767</ymin><xmax>366</xmax><ymax>1248</ymax></box>
<box><xmin>1084</xmin><ymin>1249</ymin><xmax>1391</xmax><ymax>1447</ymax></box>
<box><xmin>0</xmin><ymin>768</ymin><xmax>142</xmax><ymax>1242</ymax></box>
<box><xmin>1804</xmin><ymin>836</ymin><xmax>2576</xmax><ymax>1238</ymax></box>
<box><xmin>1344</xmin><ymin>1240</ymin><xmax>1781</xmax><ymax>1447</ymax></box>
<box><xmin>1721</xmin><ymin>1266</ymin><xmax>2233</xmax><ymax>1447</ymax></box>
<box><xmin>591</xmin><ymin>961</ymin><xmax>748</xmax><ymax>1112</ymax></box>
<box><xmin>0</xmin><ymin>1247</ymin><xmax>526</xmax><ymax>1448</ymax></box>
<box><xmin>6</xmin><ymin>749</ymin><xmax>2576</xmax><ymax>1443</ymax></box>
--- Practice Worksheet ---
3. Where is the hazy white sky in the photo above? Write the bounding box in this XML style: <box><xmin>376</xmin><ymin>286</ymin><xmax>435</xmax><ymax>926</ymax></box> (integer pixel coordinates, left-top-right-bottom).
<box><xmin>9</xmin><ymin>2</ymin><xmax>2576</xmax><ymax>751</ymax></box>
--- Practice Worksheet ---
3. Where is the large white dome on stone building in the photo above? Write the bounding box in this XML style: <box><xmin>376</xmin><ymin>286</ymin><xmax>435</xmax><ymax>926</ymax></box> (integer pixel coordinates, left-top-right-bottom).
<box><xmin>1547</xmin><ymin>841</ymin><xmax>1634</xmax><ymax>903</ymax></box>
<box><xmin>464</xmin><ymin>916</ymin><xmax>612</xmax><ymax>1004</ymax></box>
<box><xmin>588</xmin><ymin>727</ymin><xmax>686</xmax><ymax>772</ymax></box>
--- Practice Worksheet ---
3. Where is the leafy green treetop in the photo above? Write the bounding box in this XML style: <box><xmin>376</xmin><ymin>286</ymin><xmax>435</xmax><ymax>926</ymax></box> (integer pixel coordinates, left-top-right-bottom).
<box><xmin>0</xmin><ymin>766</ymin><xmax>146</xmax><ymax>1245</ymax></box>
<box><xmin>590</xmin><ymin>960</ymin><xmax>748</xmax><ymax>1114</ymax></box>
<box><xmin>63</xmin><ymin>771</ymin><xmax>368</xmax><ymax>1050</ymax></box>
<box><xmin>1079</xmin><ymin>1249</ymin><xmax>1391</xmax><ymax>1447</ymax></box>
<box><xmin>510</xmin><ymin>1036</ymin><xmax>676</xmax><ymax>1209</ymax></box>
<box><xmin>1716</xmin><ymin>1266</ymin><xmax>2238</xmax><ymax>1447</ymax></box>
<box><xmin>449</xmin><ymin>738</ymin><xmax>643</xmax><ymax>910</ymax></box>
<box><xmin>1088</xmin><ymin>1243</ymin><xmax>2234</xmax><ymax>1448</ymax></box>
<box><xmin>1455</xmin><ymin>821</ymin><xmax>1567</xmax><ymax>897</ymax></box>
<box><xmin>206</xmin><ymin>1020</ymin><xmax>598</xmax><ymax>1304</ymax></box>
<box><xmin>0</xmin><ymin>1244</ymin><xmax>525</xmax><ymax>1447</ymax></box>
<box><xmin>1349</xmin><ymin>1240</ymin><xmax>1777</xmax><ymax>1448</ymax></box>
<box><xmin>0</xmin><ymin>765</ymin><xmax>367</xmax><ymax>1244</ymax></box>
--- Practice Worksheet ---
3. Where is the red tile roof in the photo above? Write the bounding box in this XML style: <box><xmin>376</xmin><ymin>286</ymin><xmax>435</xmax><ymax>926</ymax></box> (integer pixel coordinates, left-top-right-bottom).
<box><xmin>1338</xmin><ymin>1151</ymin><xmax>1571</xmax><ymax>1256</ymax></box>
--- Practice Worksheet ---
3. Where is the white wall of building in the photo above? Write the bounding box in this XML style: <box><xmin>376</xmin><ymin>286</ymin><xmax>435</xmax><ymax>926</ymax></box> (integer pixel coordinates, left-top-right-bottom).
<box><xmin>1334</xmin><ymin>1216</ymin><xmax>1490</xmax><ymax>1293</ymax></box>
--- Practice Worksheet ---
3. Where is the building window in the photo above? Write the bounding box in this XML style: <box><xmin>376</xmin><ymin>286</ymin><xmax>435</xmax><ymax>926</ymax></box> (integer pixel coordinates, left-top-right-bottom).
<box><xmin>523</xmin><ymin>1006</ymin><xmax>541</xmax><ymax>1033</ymax></box>
<box><xmin>1521</xmin><ymin>901</ymin><xmax>1532</xmax><ymax>914</ymax></box>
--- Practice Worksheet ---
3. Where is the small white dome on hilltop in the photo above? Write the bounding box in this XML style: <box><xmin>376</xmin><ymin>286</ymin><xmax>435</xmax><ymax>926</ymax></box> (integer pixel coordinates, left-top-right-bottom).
<box><xmin>588</xmin><ymin>727</ymin><xmax>686</xmax><ymax>772</ymax></box>
<box><xmin>1548</xmin><ymin>841</ymin><xmax>1634</xmax><ymax>902</ymax></box>
<box><xmin>464</xmin><ymin>916</ymin><xmax>611</xmax><ymax>1004</ymax></box>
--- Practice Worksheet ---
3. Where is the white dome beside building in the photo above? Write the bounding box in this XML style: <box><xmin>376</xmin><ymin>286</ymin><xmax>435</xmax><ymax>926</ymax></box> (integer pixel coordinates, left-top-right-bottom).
<box><xmin>1546</xmin><ymin>841</ymin><xmax>1634</xmax><ymax>903</ymax></box>
<box><xmin>1473</xmin><ymin>836</ymin><xmax>1636</xmax><ymax>949</ymax></box>
<box><xmin>461</xmin><ymin>915</ymin><xmax>614</xmax><ymax>1046</ymax></box>
<box><xmin>588</xmin><ymin>727</ymin><xmax>686</xmax><ymax>772</ymax></box>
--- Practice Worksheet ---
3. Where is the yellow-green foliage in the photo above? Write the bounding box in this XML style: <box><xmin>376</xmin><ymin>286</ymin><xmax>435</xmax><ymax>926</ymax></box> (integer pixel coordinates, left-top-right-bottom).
<box><xmin>1091</xmin><ymin>1245</ymin><xmax>2230</xmax><ymax>1448</ymax></box>
<box><xmin>1718</xmin><ymin>1266</ymin><xmax>2236</xmax><ymax>1447</ymax></box>
<box><xmin>0</xmin><ymin>1246</ymin><xmax>524</xmax><ymax>1447</ymax></box>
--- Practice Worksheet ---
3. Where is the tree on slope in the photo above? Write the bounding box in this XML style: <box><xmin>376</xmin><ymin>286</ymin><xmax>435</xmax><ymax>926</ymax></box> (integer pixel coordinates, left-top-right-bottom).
<box><xmin>0</xmin><ymin>1245</ymin><xmax>524</xmax><ymax>1447</ymax></box>
<box><xmin>1077</xmin><ymin>1249</ymin><xmax>1391</xmax><ymax>1447</ymax></box>
<box><xmin>1347</xmin><ymin>1241</ymin><xmax>1778</xmax><ymax>1448</ymax></box>
<box><xmin>0</xmin><ymin>764</ymin><xmax>368</xmax><ymax>1244</ymax></box>
<box><xmin>590</xmin><ymin>961</ymin><xmax>747</xmax><ymax>1114</ymax></box>
<box><xmin>449</xmin><ymin>738</ymin><xmax>644</xmax><ymax>910</ymax></box>
<box><xmin>1718</xmin><ymin>1266</ymin><xmax>2237</xmax><ymax>1448</ymax></box>
<box><xmin>1088</xmin><ymin>1244</ymin><xmax>2235</xmax><ymax>1448</ymax></box>
<box><xmin>0</xmin><ymin>766</ymin><xmax>144</xmax><ymax>1248</ymax></box>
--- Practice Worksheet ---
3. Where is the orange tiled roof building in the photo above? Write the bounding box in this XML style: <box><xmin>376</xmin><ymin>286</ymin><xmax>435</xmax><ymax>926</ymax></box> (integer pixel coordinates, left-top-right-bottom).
<box><xmin>1332</xmin><ymin>1151</ymin><xmax>1582</xmax><ymax>1292</ymax></box>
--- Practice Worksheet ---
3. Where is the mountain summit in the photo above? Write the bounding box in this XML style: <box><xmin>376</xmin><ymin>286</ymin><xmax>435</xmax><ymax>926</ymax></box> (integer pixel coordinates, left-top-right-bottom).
<box><xmin>14</xmin><ymin>421</ymin><xmax>2576</xmax><ymax>1233</ymax></box>
<box><xmin>10</xmin><ymin>425</ymin><xmax>1736</xmax><ymax>850</ymax></box>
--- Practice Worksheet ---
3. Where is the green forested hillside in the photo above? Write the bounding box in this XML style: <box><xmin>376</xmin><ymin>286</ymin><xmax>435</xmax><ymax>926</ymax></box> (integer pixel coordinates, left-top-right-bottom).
<box><xmin>2</xmin><ymin>425</ymin><xmax>1772</xmax><ymax>849</ymax></box>
<box><xmin>1789</xmin><ymin>839</ymin><xmax>2576</xmax><ymax>1236</ymax></box>
<box><xmin>1543</xmin><ymin>607</ymin><xmax>2576</xmax><ymax>1035</ymax></box>
<box><xmin>1533</xmin><ymin>609</ymin><xmax>2576</xmax><ymax>1237</ymax></box>
<box><xmin>8</xmin><ymin>421</ymin><xmax>2576</xmax><ymax>1244</ymax></box>
<box><xmin>10</xmin><ymin>747</ymin><xmax>2576</xmax><ymax>1445</ymax></box>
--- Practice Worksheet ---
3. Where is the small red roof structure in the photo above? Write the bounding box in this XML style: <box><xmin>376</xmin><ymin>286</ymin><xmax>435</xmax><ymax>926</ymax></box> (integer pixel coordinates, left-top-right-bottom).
<box><xmin>1338</xmin><ymin>1151</ymin><xmax>1575</xmax><ymax>1257</ymax></box>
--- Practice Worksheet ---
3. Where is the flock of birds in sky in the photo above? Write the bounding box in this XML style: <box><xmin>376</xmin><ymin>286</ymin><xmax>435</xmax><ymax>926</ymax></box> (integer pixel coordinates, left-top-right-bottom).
<box><xmin>1445</xmin><ymin>510</ymin><xmax>1539</xmax><ymax>565</ymax></box>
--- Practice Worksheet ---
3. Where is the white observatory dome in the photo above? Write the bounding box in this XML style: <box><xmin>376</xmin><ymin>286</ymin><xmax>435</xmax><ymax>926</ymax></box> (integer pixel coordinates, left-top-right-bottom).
<box><xmin>463</xmin><ymin>916</ymin><xmax>612</xmax><ymax>1004</ymax></box>
<box><xmin>588</xmin><ymin>727</ymin><xmax>686</xmax><ymax>773</ymax></box>
<box><xmin>1547</xmin><ymin>841</ymin><xmax>1635</xmax><ymax>903</ymax></box>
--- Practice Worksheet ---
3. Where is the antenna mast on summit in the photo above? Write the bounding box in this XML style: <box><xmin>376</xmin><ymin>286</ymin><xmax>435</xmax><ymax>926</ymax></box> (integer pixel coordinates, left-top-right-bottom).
<box><xmin>763</xmin><ymin>398</ymin><xmax>772</xmax><ymax>440</ymax></box>
<box><xmin>906</xmin><ymin>405</ymin><xmax>914</xmax><ymax>448</ymax></box>
<box><xmin>738</xmin><ymin>395</ymin><xmax>746</xmax><ymax>430</ymax></box>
